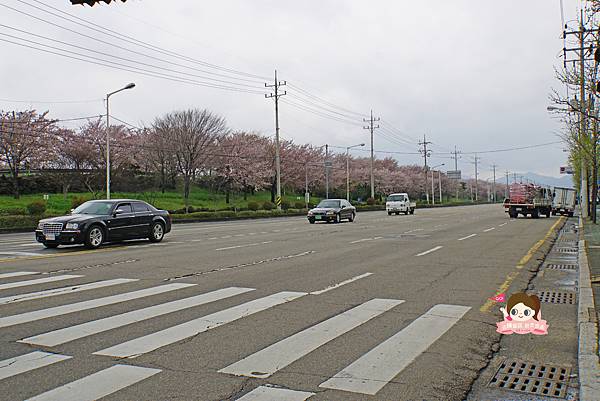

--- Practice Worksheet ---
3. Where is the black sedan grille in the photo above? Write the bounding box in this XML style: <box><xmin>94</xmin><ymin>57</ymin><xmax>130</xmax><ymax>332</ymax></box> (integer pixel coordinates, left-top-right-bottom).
<box><xmin>42</xmin><ymin>223</ymin><xmax>63</xmax><ymax>235</ymax></box>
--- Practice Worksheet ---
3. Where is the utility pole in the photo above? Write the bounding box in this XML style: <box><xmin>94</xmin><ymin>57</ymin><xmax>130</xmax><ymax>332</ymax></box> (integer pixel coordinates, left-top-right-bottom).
<box><xmin>363</xmin><ymin>110</ymin><xmax>380</xmax><ymax>199</ymax></box>
<box><xmin>419</xmin><ymin>134</ymin><xmax>433</xmax><ymax>204</ymax></box>
<box><xmin>452</xmin><ymin>146</ymin><xmax>461</xmax><ymax>200</ymax></box>
<box><xmin>472</xmin><ymin>154</ymin><xmax>480</xmax><ymax>202</ymax></box>
<box><xmin>563</xmin><ymin>12</ymin><xmax>597</xmax><ymax>218</ymax></box>
<box><xmin>325</xmin><ymin>144</ymin><xmax>329</xmax><ymax>199</ymax></box>
<box><xmin>491</xmin><ymin>164</ymin><xmax>498</xmax><ymax>203</ymax></box>
<box><xmin>265</xmin><ymin>70</ymin><xmax>286</xmax><ymax>209</ymax></box>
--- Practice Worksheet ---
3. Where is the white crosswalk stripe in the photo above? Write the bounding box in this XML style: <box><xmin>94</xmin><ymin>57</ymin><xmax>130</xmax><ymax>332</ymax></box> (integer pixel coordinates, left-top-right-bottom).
<box><xmin>0</xmin><ymin>276</ymin><xmax>472</xmax><ymax>399</ymax></box>
<box><xmin>0</xmin><ymin>275</ymin><xmax>83</xmax><ymax>291</ymax></box>
<box><xmin>0</xmin><ymin>278</ymin><xmax>138</xmax><ymax>306</ymax></box>
<box><xmin>0</xmin><ymin>283</ymin><xmax>195</xmax><ymax>328</ymax></box>
<box><xmin>0</xmin><ymin>271</ymin><xmax>38</xmax><ymax>279</ymax></box>
<box><xmin>237</xmin><ymin>386</ymin><xmax>315</xmax><ymax>401</ymax></box>
<box><xmin>220</xmin><ymin>298</ymin><xmax>404</xmax><ymax>378</ymax></box>
<box><xmin>25</xmin><ymin>364</ymin><xmax>161</xmax><ymax>401</ymax></box>
<box><xmin>94</xmin><ymin>291</ymin><xmax>306</xmax><ymax>358</ymax></box>
<box><xmin>319</xmin><ymin>304</ymin><xmax>471</xmax><ymax>395</ymax></box>
<box><xmin>20</xmin><ymin>287</ymin><xmax>255</xmax><ymax>347</ymax></box>
<box><xmin>0</xmin><ymin>351</ymin><xmax>71</xmax><ymax>381</ymax></box>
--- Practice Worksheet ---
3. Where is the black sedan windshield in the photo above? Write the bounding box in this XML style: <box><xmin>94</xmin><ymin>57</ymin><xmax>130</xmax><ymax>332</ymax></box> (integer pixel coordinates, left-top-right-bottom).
<box><xmin>73</xmin><ymin>201</ymin><xmax>113</xmax><ymax>215</ymax></box>
<box><xmin>317</xmin><ymin>200</ymin><xmax>341</xmax><ymax>208</ymax></box>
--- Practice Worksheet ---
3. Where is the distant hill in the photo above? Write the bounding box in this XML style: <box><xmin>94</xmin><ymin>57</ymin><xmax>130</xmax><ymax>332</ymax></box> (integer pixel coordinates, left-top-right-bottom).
<box><xmin>496</xmin><ymin>172</ymin><xmax>574</xmax><ymax>188</ymax></box>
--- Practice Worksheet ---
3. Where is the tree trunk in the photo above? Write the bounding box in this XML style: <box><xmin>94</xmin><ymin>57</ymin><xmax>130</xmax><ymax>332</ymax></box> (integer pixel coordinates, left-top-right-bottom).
<box><xmin>226</xmin><ymin>189</ymin><xmax>230</xmax><ymax>204</ymax></box>
<box><xmin>11</xmin><ymin>169</ymin><xmax>20</xmax><ymax>199</ymax></box>
<box><xmin>270</xmin><ymin>180</ymin><xmax>276</xmax><ymax>203</ymax></box>
<box><xmin>183</xmin><ymin>174</ymin><xmax>191</xmax><ymax>213</ymax></box>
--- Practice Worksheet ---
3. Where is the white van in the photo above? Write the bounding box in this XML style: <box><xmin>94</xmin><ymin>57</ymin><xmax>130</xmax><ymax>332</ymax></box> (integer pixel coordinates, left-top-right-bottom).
<box><xmin>386</xmin><ymin>193</ymin><xmax>416</xmax><ymax>215</ymax></box>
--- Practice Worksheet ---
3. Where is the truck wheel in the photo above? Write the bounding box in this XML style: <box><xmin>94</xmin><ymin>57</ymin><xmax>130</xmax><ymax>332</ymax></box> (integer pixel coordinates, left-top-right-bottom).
<box><xmin>388</xmin><ymin>212</ymin><xmax>392</xmax><ymax>216</ymax></box>
<box><xmin>410</xmin><ymin>209</ymin><xmax>415</xmax><ymax>215</ymax></box>
<box><xmin>508</xmin><ymin>210</ymin><xmax>517</xmax><ymax>218</ymax></box>
<box><xmin>568</xmin><ymin>212</ymin><xmax>574</xmax><ymax>217</ymax></box>
<box><xmin>531</xmin><ymin>209</ymin><xmax>539</xmax><ymax>219</ymax></box>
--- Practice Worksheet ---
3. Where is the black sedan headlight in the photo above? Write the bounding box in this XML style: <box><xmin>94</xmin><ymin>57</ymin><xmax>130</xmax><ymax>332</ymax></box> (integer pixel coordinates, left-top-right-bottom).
<box><xmin>65</xmin><ymin>222</ymin><xmax>79</xmax><ymax>230</ymax></box>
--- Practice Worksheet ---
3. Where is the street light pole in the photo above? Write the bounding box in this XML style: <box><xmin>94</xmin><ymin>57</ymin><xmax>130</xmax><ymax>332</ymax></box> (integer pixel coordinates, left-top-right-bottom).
<box><xmin>438</xmin><ymin>170</ymin><xmax>442</xmax><ymax>203</ymax></box>
<box><xmin>430</xmin><ymin>163</ymin><xmax>444</xmax><ymax>205</ymax></box>
<box><xmin>105</xmin><ymin>82</ymin><xmax>135</xmax><ymax>200</ymax></box>
<box><xmin>346</xmin><ymin>143</ymin><xmax>365</xmax><ymax>201</ymax></box>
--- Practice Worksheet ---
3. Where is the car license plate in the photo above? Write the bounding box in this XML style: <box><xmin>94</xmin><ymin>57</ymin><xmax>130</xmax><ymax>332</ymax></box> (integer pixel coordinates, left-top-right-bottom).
<box><xmin>45</xmin><ymin>234</ymin><xmax>55</xmax><ymax>241</ymax></box>
<box><xmin>516</xmin><ymin>208</ymin><xmax>522</xmax><ymax>211</ymax></box>
<box><xmin>315</xmin><ymin>215</ymin><xmax>321</xmax><ymax>220</ymax></box>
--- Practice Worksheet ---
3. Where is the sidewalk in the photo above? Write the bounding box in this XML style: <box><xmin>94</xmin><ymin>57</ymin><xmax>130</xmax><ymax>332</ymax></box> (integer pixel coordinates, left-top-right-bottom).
<box><xmin>468</xmin><ymin>217</ymin><xmax>598</xmax><ymax>401</ymax></box>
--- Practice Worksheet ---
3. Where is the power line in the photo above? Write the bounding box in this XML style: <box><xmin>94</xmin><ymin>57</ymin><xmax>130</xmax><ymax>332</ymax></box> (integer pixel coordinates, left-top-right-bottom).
<box><xmin>0</xmin><ymin>36</ymin><xmax>266</xmax><ymax>95</ymax></box>
<box><xmin>0</xmin><ymin>97</ymin><xmax>102</xmax><ymax>104</ymax></box>
<box><xmin>0</xmin><ymin>24</ymin><xmax>265</xmax><ymax>90</ymax></box>
<box><xmin>14</xmin><ymin>0</ymin><xmax>269</xmax><ymax>82</ymax></box>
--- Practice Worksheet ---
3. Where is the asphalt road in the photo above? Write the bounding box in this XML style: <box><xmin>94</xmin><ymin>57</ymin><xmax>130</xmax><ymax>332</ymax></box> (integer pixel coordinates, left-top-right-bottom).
<box><xmin>0</xmin><ymin>204</ymin><xmax>560</xmax><ymax>401</ymax></box>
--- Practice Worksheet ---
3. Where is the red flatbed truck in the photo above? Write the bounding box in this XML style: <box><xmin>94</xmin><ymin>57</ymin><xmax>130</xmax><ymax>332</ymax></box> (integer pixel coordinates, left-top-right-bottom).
<box><xmin>504</xmin><ymin>183</ymin><xmax>553</xmax><ymax>219</ymax></box>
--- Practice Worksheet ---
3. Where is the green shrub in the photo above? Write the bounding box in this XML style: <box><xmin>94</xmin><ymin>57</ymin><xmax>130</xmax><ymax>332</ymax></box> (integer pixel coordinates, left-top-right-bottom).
<box><xmin>262</xmin><ymin>201</ymin><xmax>275</xmax><ymax>210</ymax></box>
<box><xmin>0</xmin><ymin>215</ymin><xmax>40</xmax><ymax>229</ymax></box>
<box><xmin>366</xmin><ymin>197</ymin><xmax>376</xmax><ymax>205</ymax></box>
<box><xmin>27</xmin><ymin>201</ymin><xmax>46</xmax><ymax>215</ymax></box>
<box><xmin>0</xmin><ymin>207</ymin><xmax>28</xmax><ymax>216</ymax></box>
<box><xmin>247</xmin><ymin>201</ymin><xmax>260</xmax><ymax>211</ymax></box>
<box><xmin>281</xmin><ymin>200</ymin><xmax>291</xmax><ymax>210</ymax></box>
<box><xmin>71</xmin><ymin>196</ymin><xmax>88</xmax><ymax>209</ymax></box>
<box><xmin>294</xmin><ymin>201</ymin><xmax>305</xmax><ymax>209</ymax></box>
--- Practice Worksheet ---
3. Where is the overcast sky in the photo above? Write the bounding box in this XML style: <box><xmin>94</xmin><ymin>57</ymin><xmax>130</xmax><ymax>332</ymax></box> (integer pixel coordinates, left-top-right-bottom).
<box><xmin>0</xmin><ymin>0</ymin><xmax>584</xmax><ymax>179</ymax></box>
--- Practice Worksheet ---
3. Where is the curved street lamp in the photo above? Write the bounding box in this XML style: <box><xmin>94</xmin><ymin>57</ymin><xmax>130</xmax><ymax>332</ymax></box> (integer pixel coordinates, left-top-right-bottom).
<box><xmin>346</xmin><ymin>143</ymin><xmax>365</xmax><ymax>201</ymax></box>
<box><xmin>106</xmin><ymin>83</ymin><xmax>135</xmax><ymax>199</ymax></box>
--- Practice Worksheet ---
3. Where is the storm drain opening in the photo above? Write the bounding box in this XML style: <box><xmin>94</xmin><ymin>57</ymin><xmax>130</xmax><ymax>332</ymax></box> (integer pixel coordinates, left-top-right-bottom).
<box><xmin>537</xmin><ymin>290</ymin><xmax>576</xmax><ymax>304</ymax></box>
<box><xmin>554</xmin><ymin>248</ymin><xmax>578</xmax><ymax>254</ymax></box>
<box><xmin>488</xmin><ymin>359</ymin><xmax>571</xmax><ymax>398</ymax></box>
<box><xmin>544</xmin><ymin>263</ymin><xmax>578</xmax><ymax>270</ymax></box>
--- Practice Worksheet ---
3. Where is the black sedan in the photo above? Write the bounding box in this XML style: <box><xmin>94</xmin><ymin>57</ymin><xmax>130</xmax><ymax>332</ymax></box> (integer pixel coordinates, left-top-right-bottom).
<box><xmin>307</xmin><ymin>199</ymin><xmax>356</xmax><ymax>224</ymax></box>
<box><xmin>36</xmin><ymin>199</ymin><xmax>171</xmax><ymax>249</ymax></box>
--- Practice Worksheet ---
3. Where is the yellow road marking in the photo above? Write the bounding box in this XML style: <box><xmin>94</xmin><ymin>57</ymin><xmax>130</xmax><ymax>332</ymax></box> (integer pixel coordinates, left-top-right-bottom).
<box><xmin>0</xmin><ymin>246</ymin><xmax>128</xmax><ymax>264</ymax></box>
<box><xmin>480</xmin><ymin>217</ymin><xmax>565</xmax><ymax>313</ymax></box>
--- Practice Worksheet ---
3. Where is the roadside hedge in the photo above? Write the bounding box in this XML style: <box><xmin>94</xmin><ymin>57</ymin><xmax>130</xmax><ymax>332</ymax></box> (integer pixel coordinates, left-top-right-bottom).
<box><xmin>0</xmin><ymin>215</ymin><xmax>42</xmax><ymax>229</ymax></box>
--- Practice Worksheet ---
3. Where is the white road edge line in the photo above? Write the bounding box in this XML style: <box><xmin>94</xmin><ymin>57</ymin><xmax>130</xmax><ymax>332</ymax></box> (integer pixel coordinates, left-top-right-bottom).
<box><xmin>458</xmin><ymin>234</ymin><xmax>477</xmax><ymax>241</ymax></box>
<box><xmin>310</xmin><ymin>273</ymin><xmax>373</xmax><ymax>295</ymax></box>
<box><xmin>236</xmin><ymin>386</ymin><xmax>315</xmax><ymax>401</ymax></box>
<box><xmin>483</xmin><ymin>227</ymin><xmax>496</xmax><ymax>232</ymax></box>
<box><xmin>0</xmin><ymin>351</ymin><xmax>71</xmax><ymax>380</ymax></box>
<box><xmin>26</xmin><ymin>364</ymin><xmax>161</xmax><ymax>401</ymax></box>
<box><xmin>215</xmin><ymin>241</ymin><xmax>273</xmax><ymax>251</ymax></box>
<box><xmin>415</xmin><ymin>246</ymin><xmax>443</xmax><ymax>257</ymax></box>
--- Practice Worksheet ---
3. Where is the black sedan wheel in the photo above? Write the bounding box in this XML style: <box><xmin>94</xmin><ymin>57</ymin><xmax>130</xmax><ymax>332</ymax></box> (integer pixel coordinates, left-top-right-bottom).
<box><xmin>334</xmin><ymin>214</ymin><xmax>341</xmax><ymax>223</ymax></box>
<box><xmin>43</xmin><ymin>243</ymin><xmax>59</xmax><ymax>249</ymax></box>
<box><xmin>85</xmin><ymin>226</ymin><xmax>104</xmax><ymax>249</ymax></box>
<box><xmin>149</xmin><ymin>222</ymin><xmax>165</xmax><ymax>242</ymax></box>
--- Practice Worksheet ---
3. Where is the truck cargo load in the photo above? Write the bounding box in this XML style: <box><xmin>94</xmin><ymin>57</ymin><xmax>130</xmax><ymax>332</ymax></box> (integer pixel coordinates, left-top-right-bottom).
<box><xmin>552</xmin><ymin>187</ymin><xmax>576</xmax><ymax>217</ymax></box>
<box><xmin>503</xmin><ymin>183</ymin><xmax>552</xmax><ymax>218</ymax></box>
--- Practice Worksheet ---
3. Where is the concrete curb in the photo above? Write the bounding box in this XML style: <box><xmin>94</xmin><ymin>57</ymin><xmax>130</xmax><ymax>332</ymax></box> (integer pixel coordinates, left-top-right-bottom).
<box><xmin>578</xmin><ymin>216</ymin><xmax>600</xmax><ymax>400</ymax></box>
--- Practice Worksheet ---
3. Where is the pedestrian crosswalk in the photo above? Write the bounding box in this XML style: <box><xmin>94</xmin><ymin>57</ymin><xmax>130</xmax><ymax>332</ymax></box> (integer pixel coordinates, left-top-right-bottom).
<box><xmin>0</xmin><ymin>270</ymin><xmax>471</xmax><ymax>400</ymax></box>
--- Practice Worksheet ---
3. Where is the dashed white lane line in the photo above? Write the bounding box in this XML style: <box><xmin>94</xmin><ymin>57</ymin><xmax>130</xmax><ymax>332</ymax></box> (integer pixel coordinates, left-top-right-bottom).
<box><xmin>215</xmin><ymin>241</ymin><xmax>273</xmax><ymax>251</ymax></box>
<box><xmin>350</xmin><ymin>237</ymin><xmax>383</xmax><ymax>244</ymax></box>
<box><xmin>458</xmin><ymin>234</ymin><xmax>477</xmax><ymax>241</ymax></box>
<box><xmin>237</xmin><ymin>386</ymin><xmax>315</xmax><ymax>401</ymax></box>
<box><xmin>310</xmin><ymin>273</ymin><xmax>373</xmax><ymax>295</ymax></box>
<box><xmin>483</xmin><ymin>227</ymin><xmax>496</xmax><ymax>232</ymax></box>
<box><xmin>498</xmin><ymin>223</ymin><xmax>508</xmax><ymax>227</ymax></box>
<box><xmin>415</xmin><ymin>246</ymin><xmax>443</xmax><ymax>257</ymax></box>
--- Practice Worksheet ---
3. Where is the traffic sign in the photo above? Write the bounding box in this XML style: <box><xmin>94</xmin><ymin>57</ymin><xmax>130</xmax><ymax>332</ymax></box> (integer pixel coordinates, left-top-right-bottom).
<box><xmin>324</xmin><ymin>161</ymin><xmax>333</xmax><ymax>168</ymax></box>
<box><xmin>305</xmin><ymin>192</ymin><xmax>310</xmax><ymax>204</ymax></box>
<box><xmin>560</xmin><ymin>166</ymin><xmax>574</xmax><ymax>174</ymax></box>
<box><xmin>447</xmin><ymin>170</ymin><xmax>461</xmax><ymax>180</ymax></box>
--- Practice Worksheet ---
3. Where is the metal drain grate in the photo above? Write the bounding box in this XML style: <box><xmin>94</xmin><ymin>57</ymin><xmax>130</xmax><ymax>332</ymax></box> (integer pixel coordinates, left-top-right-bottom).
<box><xmin>545</xmin><ymin>263</ymin><xmax>578</xmax><ymax>270</ymax></box>
<box><xmin>555</xmin><ymin>248</ymin><xmax>578</xmax><ymax>253</ymax></box>
<box><xmin>537</xmin><ymin>290</ymin><xmax>576</xmax><ymax>304</ymax></box>
<box><xmin>488</xmin><ymin>359</ymin><xmax>571</xmax><ymax>398</ymax></box>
